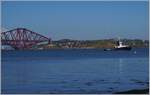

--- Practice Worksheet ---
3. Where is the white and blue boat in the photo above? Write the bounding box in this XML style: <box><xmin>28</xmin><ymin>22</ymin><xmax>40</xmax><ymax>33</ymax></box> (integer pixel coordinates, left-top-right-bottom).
<box><xmin>104</xmin><ymin>40</ymin><xmax>132</xmax><ymax>51</ymax></box>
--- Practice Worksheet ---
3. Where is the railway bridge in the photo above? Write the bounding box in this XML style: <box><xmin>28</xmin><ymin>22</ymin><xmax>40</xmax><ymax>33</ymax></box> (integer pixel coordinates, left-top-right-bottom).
<box><xmin>1</xmin><ymin>28</ymin><xmax>51</xmax><ymax>50</ymax></box>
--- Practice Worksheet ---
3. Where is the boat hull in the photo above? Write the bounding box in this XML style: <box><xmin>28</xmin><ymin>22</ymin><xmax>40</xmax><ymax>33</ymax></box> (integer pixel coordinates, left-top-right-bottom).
<box><xmin>104</xmin><ymin>47</ymin><xmax>132</xmax><ymax>51</ymax></box>
<box><xmin>114</xmin><ymin>47</ymin><xmax>132</xmax><ymax>50</ymax></box>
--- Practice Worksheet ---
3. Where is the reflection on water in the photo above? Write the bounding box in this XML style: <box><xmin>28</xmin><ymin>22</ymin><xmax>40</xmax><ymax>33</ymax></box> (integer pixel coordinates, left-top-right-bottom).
<box><xmin>119</xmin><ymin>58</ymin><xmax>123</xmax><ymax>75</ymax></box>
<box><xmin>1</xmin><ymin>48</ymin><xmax>149</xmax><ymax>94</ymax></box>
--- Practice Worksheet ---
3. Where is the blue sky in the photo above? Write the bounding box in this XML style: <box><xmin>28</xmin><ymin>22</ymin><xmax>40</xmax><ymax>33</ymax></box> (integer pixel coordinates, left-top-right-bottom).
<box><xmin>2</xmin><ymin>1</ymin><xmax>149</xmax><ymax>40</ymax></box>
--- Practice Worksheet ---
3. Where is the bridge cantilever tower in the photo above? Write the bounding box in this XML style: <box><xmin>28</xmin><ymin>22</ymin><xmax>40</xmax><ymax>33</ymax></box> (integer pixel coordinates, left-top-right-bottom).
<box><xmin>1</xmin><ymin>28</ymin><xmax>51</xmax><ymax>50</ymax></box>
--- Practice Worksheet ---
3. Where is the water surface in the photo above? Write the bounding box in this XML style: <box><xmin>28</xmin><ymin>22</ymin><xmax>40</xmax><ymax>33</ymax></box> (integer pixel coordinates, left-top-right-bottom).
<box><xmin>2</xmin><ymin>48</ymin><xmax>149</xmax><ymax>94</ymax></box>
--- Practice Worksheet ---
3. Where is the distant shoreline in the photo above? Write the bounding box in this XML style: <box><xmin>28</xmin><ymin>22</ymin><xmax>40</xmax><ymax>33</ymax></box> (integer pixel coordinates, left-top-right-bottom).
<box><xmin>1</xmin><ymin>47</ymin><xmax>149</xmax><ymax>51</ymax></box>
<box><xmin>2</xmin><ymin>39</ymin><xmax>149</xmax><ymax>50</ymax></box>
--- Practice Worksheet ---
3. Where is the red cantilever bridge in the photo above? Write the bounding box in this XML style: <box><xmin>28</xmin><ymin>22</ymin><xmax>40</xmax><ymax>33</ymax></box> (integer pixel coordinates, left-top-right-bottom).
<box><xmin>1</xmin><ymin>28</ymin><xmax>51</xmax><ymax>50</ymax></box>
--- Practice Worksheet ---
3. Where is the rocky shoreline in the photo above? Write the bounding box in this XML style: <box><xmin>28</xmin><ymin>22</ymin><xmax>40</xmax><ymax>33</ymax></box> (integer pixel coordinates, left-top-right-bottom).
<box><xmin>114</xmin><ymin>88</ymin><xmax>149</xmax><ymax>94</ymax></box>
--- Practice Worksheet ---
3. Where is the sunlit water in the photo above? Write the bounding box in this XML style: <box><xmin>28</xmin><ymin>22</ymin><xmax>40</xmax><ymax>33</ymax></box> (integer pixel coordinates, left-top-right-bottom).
<box><xmin>1</xmin><ymin>48</ymin><xmax>149</xmax><ymax>94</ymax></box>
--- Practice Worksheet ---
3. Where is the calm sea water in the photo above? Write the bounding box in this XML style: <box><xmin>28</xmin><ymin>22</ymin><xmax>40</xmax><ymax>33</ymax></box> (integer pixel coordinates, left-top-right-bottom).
<box><xmin>1</xmin><ymin>48</ymin><xmax>149</xmax><ymax>94</ymax></box>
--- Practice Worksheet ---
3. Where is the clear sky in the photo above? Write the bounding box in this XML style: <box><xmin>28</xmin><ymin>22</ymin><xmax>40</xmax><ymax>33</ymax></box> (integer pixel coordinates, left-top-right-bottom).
<box><xmin>2</xmin><ymin>1</ymin><xmax>149</xmax><ymax>40</ymax></box>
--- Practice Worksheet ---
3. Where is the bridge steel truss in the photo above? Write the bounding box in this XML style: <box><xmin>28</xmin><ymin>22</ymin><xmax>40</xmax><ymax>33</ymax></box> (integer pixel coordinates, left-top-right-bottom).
<box><xmin>1</xmin><ymin>28</ymin><xmax>51</xmax><ymax>49</ymax></box>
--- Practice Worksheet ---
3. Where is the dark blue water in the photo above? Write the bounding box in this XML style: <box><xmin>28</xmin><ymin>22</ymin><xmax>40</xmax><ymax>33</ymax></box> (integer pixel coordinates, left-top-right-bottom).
<box><xmin>1</xmin><ymin>48</ymin><xmax>149</xmax><ymax>94</ymax></box>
